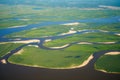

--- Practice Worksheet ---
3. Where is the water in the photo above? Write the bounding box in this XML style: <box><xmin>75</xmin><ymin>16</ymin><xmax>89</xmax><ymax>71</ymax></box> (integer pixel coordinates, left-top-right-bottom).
<box><xmin>0</xmin><ymin>50</ymin><xmax>120</xmax><ymax>80</ymax></box>
<box><xmin>0</xmin><ymin>16</ymin><xmax>120</xmax><ymax>38</ymax></box>
<box><xmin>0</xmin><ymin>16</ymin><xmax>120</xmax><ymax>80</ymax></box>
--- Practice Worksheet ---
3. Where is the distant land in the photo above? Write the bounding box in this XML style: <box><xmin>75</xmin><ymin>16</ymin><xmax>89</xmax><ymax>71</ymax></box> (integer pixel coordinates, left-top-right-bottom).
<box><xmin>0</xmin><ymin>0</ymin><xmax>120</xmax><ymax>7</ymax></box>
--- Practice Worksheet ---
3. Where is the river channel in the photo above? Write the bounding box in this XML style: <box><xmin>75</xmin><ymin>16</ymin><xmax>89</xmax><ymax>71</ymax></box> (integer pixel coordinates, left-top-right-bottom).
<box><xmin>0</xmin><ymin>16</ymin><xmax>120</xmax><ymax>80</ymax></box>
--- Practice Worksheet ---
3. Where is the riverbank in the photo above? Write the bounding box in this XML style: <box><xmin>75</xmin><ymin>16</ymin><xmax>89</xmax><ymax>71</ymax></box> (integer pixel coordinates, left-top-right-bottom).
<box><xmin>0</xmin><ymin>39</ymin><xmax>40</xmax><ymax>44</ymax></box>
<box><xmin>105</xmin><ymin>51</ymin><xmax>120</xmax><ymax>55</ymax></box>
<box><xmin>95</xmin><ymin>51</ymin><xmax>120</xmax><ymax>74</ymax></box>
<box><xmin>49</xmin><ymin>44</ymin><xmax>69</xmax><ymax>49</ymax></box>
<box><xmin>67</xmin><ymin>55</ymin><xmax>93</xmax><ymax>69</ymax></box>
<box><xmin>9</xmin><ymin>54</ymin><xmax>93</xmax><ymax>69</ymax></box>
<box><xmin>96</xmin><ymin>69</ymin><xmax>120</xmax><ymax>74</ymax></box>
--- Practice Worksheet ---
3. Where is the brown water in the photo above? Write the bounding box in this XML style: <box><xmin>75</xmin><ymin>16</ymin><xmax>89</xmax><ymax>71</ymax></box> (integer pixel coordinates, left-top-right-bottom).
<box><xmin>0</xmin><ymin>50</ymin><xmax>120</xmax><ymax>80</ymax></box>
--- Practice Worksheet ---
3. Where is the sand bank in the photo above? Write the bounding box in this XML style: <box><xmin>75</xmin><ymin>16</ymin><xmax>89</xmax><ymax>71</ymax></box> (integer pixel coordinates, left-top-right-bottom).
<box><xmin>77</xmin><ymin>42</ymin><xmax>93</xmax><ymax>45</ymax></box>
<box><xmin>49</xmin><ymin>44</ymin><xmax>69</xmax><ymax>49</ymax></box>
<box><xmin>28</xmin><ymin>45</ymin><xmax>39</xmax><ymax>48</ymax></box>
<box><xmin>0</xmin><ymin>39</ymin><xmax>40</xmax><ymax>44</ymax></box>
<box><xmin>8</xmin><ymin>25</ymin><xmax>27</xmax><ymax>28</ymax></box>
<box><xmin>100</xmin><ymin>30</ymin><xmax>109</xmax><ymax>32</ymax></box>
<box><xmin>99</xmin><ymin>5</ymin><xmax>120</xmax><ymax>10</ymax></box>
<box><xmin>70</xmin><ymin>55</ymin><xmax>93</xmax><ymax>68</ymax></box>
<box><xmin>1</xmin><ymin>59</ymin><xmax>7</xmax><ymax>64</ymax></box>
<box><xmin>62</xmin><ymin>22</ymin><xmax>79</xmax><ymax>26</ymax></box>
<box><xmin>98</xmin><ymin>42</ymin><xmax>115</xmax><ymax>44</ymax></box>
<box><xmin>12</xmin><ymin>39</ymin><xmax>40</xmax><ymax>44</ymax></box>
<box><xmin>14</xmin><ymin>49</ymin><xmax>24</xmax><ymax>55</ymax></box>
<box><xmin>105</xmin><ymin>51</ymin><xmax>120</xmax><ymax>55</ymax></box>
<box><xmin>116</xmin><ymin>33</ymin><xmax>120</xmax><ymax>36</ymax></box>
<box><xmin>96</xmin><ymin>69</ymin><xmax>120</xmax><ymax>74</ymax></box>
<box><xmin>45</xmin><ymin>39</ymin><xmax>52</xmax><ymax>42</ymax></box>
<box><xmin>59</xmin><ymin>30</ymin><xmax>77</xmax><ymax>36</ymax></box>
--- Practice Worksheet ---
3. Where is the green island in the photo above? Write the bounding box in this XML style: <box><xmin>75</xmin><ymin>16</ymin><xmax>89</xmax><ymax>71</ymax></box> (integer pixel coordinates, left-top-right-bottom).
<box><xmin>0</xmin><ymin>4</ymin><xmax>120</xmax><ymax>74</ymax></box>
<box><xmin>8</xmin><ymin>44</ymin><xmax>120</xmax><ymax>69</ymax></box>
<box><xmin>95</xmin><ymin>54</ymin><xmax>120</xmax><ymax>73</ymax></box>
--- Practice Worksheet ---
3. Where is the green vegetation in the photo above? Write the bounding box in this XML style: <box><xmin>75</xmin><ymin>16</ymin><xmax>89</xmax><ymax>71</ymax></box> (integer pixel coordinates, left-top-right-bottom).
<box><xmin>0</xmin><ymin>43</ymin><xmax>23</xmax><ymax>58</ymax></box>
<box><xmin>95</xmin><ymin>55</ymin><xmax>120</xmax><ymax>73</ymax></box>
<box><xmin>85</xmin><ymin>23</ymin><xmax>120</xmax><ymax>33</ymax></box>
<box><xmin>5</xmin><ymin>23</ymin><xmax>87</xmax><ymax>38</ymax></box>
<box><xmin>8</xmin><ymin>44</ymin><xmax>120</xmax><ymax>68</ymax></box>
<box><xmin>1</xmin><ymin>4</ymin><xmax>120</xmax><ymax>29</ymax></box>
<box><xmin>44</xmin><ymin>33</ymin><xmax>120</xmax><ymax>47</ymax></box>
<box><xmin>5</xmin><ymin>22</ymin><xmax>120</xmax><ymax>38</ymax></box>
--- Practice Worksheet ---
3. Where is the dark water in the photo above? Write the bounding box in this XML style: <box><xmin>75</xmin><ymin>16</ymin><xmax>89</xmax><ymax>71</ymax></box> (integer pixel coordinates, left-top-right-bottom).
<box><xmin>0</xmin><ymin>16</ymin><xmax>120</xmax><ymax>80</ymax></box>
<box><xmin>0</xmin><ymin>50</ymin><xmax>120</xmax><ymax>80</ymax></box>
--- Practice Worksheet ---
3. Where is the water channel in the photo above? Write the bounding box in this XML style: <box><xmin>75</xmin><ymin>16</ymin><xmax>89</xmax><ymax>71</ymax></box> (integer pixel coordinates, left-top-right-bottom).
<box><xmin>0</xmin><ymin>16</ymin><xmax>120</xmax><ymax>80</ymax></box>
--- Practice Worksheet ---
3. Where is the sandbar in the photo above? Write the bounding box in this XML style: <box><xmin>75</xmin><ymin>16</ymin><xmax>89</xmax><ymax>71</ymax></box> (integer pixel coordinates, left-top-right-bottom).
<box><xmin>77</xmin><ymin>42</ymin><xmax>93</xmax><ymax>45</ymax></box>
<box><xmin>14</xmin><ymin>49</ymin><xmax>24</xmax><ymax>55</ymax></box>
<box><xmin>59</xmin><ymin>30</ymin><xmax>77</xmax><ymax>36</ymax></box>
<box><xmin>98</xmin><ymin>42</ymin><xmax>115</xmax><ymax>44</ymax></box>
<box><xmin>105</xmin><ymin>51</ymin><xmax>120</xmax><ymax>55</ymax></box>
<box><xmin>12</xmin><ymin>39</ymin><xmax>40</xmax><ymax>44</ymax></box>
<box><xmin>1</xmin><ymin>59</ymin><xmax>7</xmax><ymax>64</ymax></box>
<box><xmin>62</xmin><ymin>22</ymin><xmax>79</xmax><ymax>26</ymax></box>
<box><xmin>49</xmin><ymin>44</ymin><xmax>69</xmax><ymax>49</ymax></box>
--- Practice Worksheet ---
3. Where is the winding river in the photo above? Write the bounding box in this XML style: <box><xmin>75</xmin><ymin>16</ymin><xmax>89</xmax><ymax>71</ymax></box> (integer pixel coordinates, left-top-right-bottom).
<box><xmin>0</xmin><ymin>16</ymin><xmax>120</xmax><ymax>80</ymax></box>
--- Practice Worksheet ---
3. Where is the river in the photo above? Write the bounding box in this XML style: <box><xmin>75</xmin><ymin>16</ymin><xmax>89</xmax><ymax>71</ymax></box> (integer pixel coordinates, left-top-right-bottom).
<box><xmin>0</xmin><ymin>16</ymin><xmax>120</xmax><ymax>80</ymax></box>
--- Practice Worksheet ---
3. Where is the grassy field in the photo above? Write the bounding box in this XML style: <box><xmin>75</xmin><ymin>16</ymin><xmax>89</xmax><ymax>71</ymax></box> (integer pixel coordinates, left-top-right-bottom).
<box><xmin>0</xmin><ymin>43</ymin><xmax>23</xmax><ymax>58</ymax></box>
<box><xmin>8</xmin><ymin>44</ymin><xmax>120</xmax><ymax>69</ymax></box>
<box><xmin>95</xmin><ymin>55</ymin><xmax>120</xmax><ymax>73</ymax></box>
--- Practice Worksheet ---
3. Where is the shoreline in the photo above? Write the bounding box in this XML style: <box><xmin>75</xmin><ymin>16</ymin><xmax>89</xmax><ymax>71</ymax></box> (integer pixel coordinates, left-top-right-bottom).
<box><xmin>14</xmin><ymin>49</ymin><xmax>24</xmax><ymax>55</ymax></box>
<box><xmin>61</xmin><ymin>22</ymin><xmax>79</xmax><ymax>26</ymax></box>
<box><xmin>96</xmin><ymin>69</ymin><xmax>120</xmax><ymax>74</ymax></box>
<box><xmin>8</xmin><ymin>54</ymin><xmax>93</xmax><ymax>69</ymax></box>
<box><xmin>105</xmin><ymin>51</ymin><xmax>120</xmax><ymax>55</ymax></box>
<box><xmin>0</xmin><ymin>39</ymin><xmax>40</xmax><ymax>44</ymax></box>
<box><xmin>8</xmin><ymin>25</ymin><xmax>27</xmax><ymax>28</ymax></box>
<box><xmin>49</xmin><ymin>44</ymin><xmax>70</xmax><ymax>49</ymax></box>
<box><xmin>95</xmin><ymin>51</ymin><xmax>120</xmax><ymax>74</ymax></box>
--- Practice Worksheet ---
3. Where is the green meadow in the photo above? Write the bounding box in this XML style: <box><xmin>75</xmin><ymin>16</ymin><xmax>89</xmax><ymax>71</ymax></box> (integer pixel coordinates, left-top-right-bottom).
<box><xmin>8</xmin><ymin>44</ymin><xmax>120</xmax><ymax>69</ymax></box>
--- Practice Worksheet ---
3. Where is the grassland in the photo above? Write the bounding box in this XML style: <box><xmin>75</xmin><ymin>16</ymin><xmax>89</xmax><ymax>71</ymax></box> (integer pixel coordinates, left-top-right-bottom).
<box><xmin>44</xmin><ymin>33</ymin><xmax>120</xmax><ymax>47</ymax></box>
<box><xmin>0</xmin><ymin>43</ymin><xmax>23</xmax><ymax>58</ymax></box>
<box><xmin>95</xmin><ymin>55</ymin><xmax>120</xmax><ymax>73</ymax></box>
<box><xmin>5</xmin><ymin>23</ymin><xmax>87</xmax><ymax>38</ymax></box>
<box><xmin>1</xmin><ymin>4</ymin><xmax>120</xmax><ymax>29</ymax></box>
<box><xmin>5</xmin><ymin>22</ymin><xmax>120</xmax><ymax>38</ymax></box>
<box><xmin>8</xmin><ymin>44</ymin><xmax>120</xmax><ymax>69</ymax></box>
